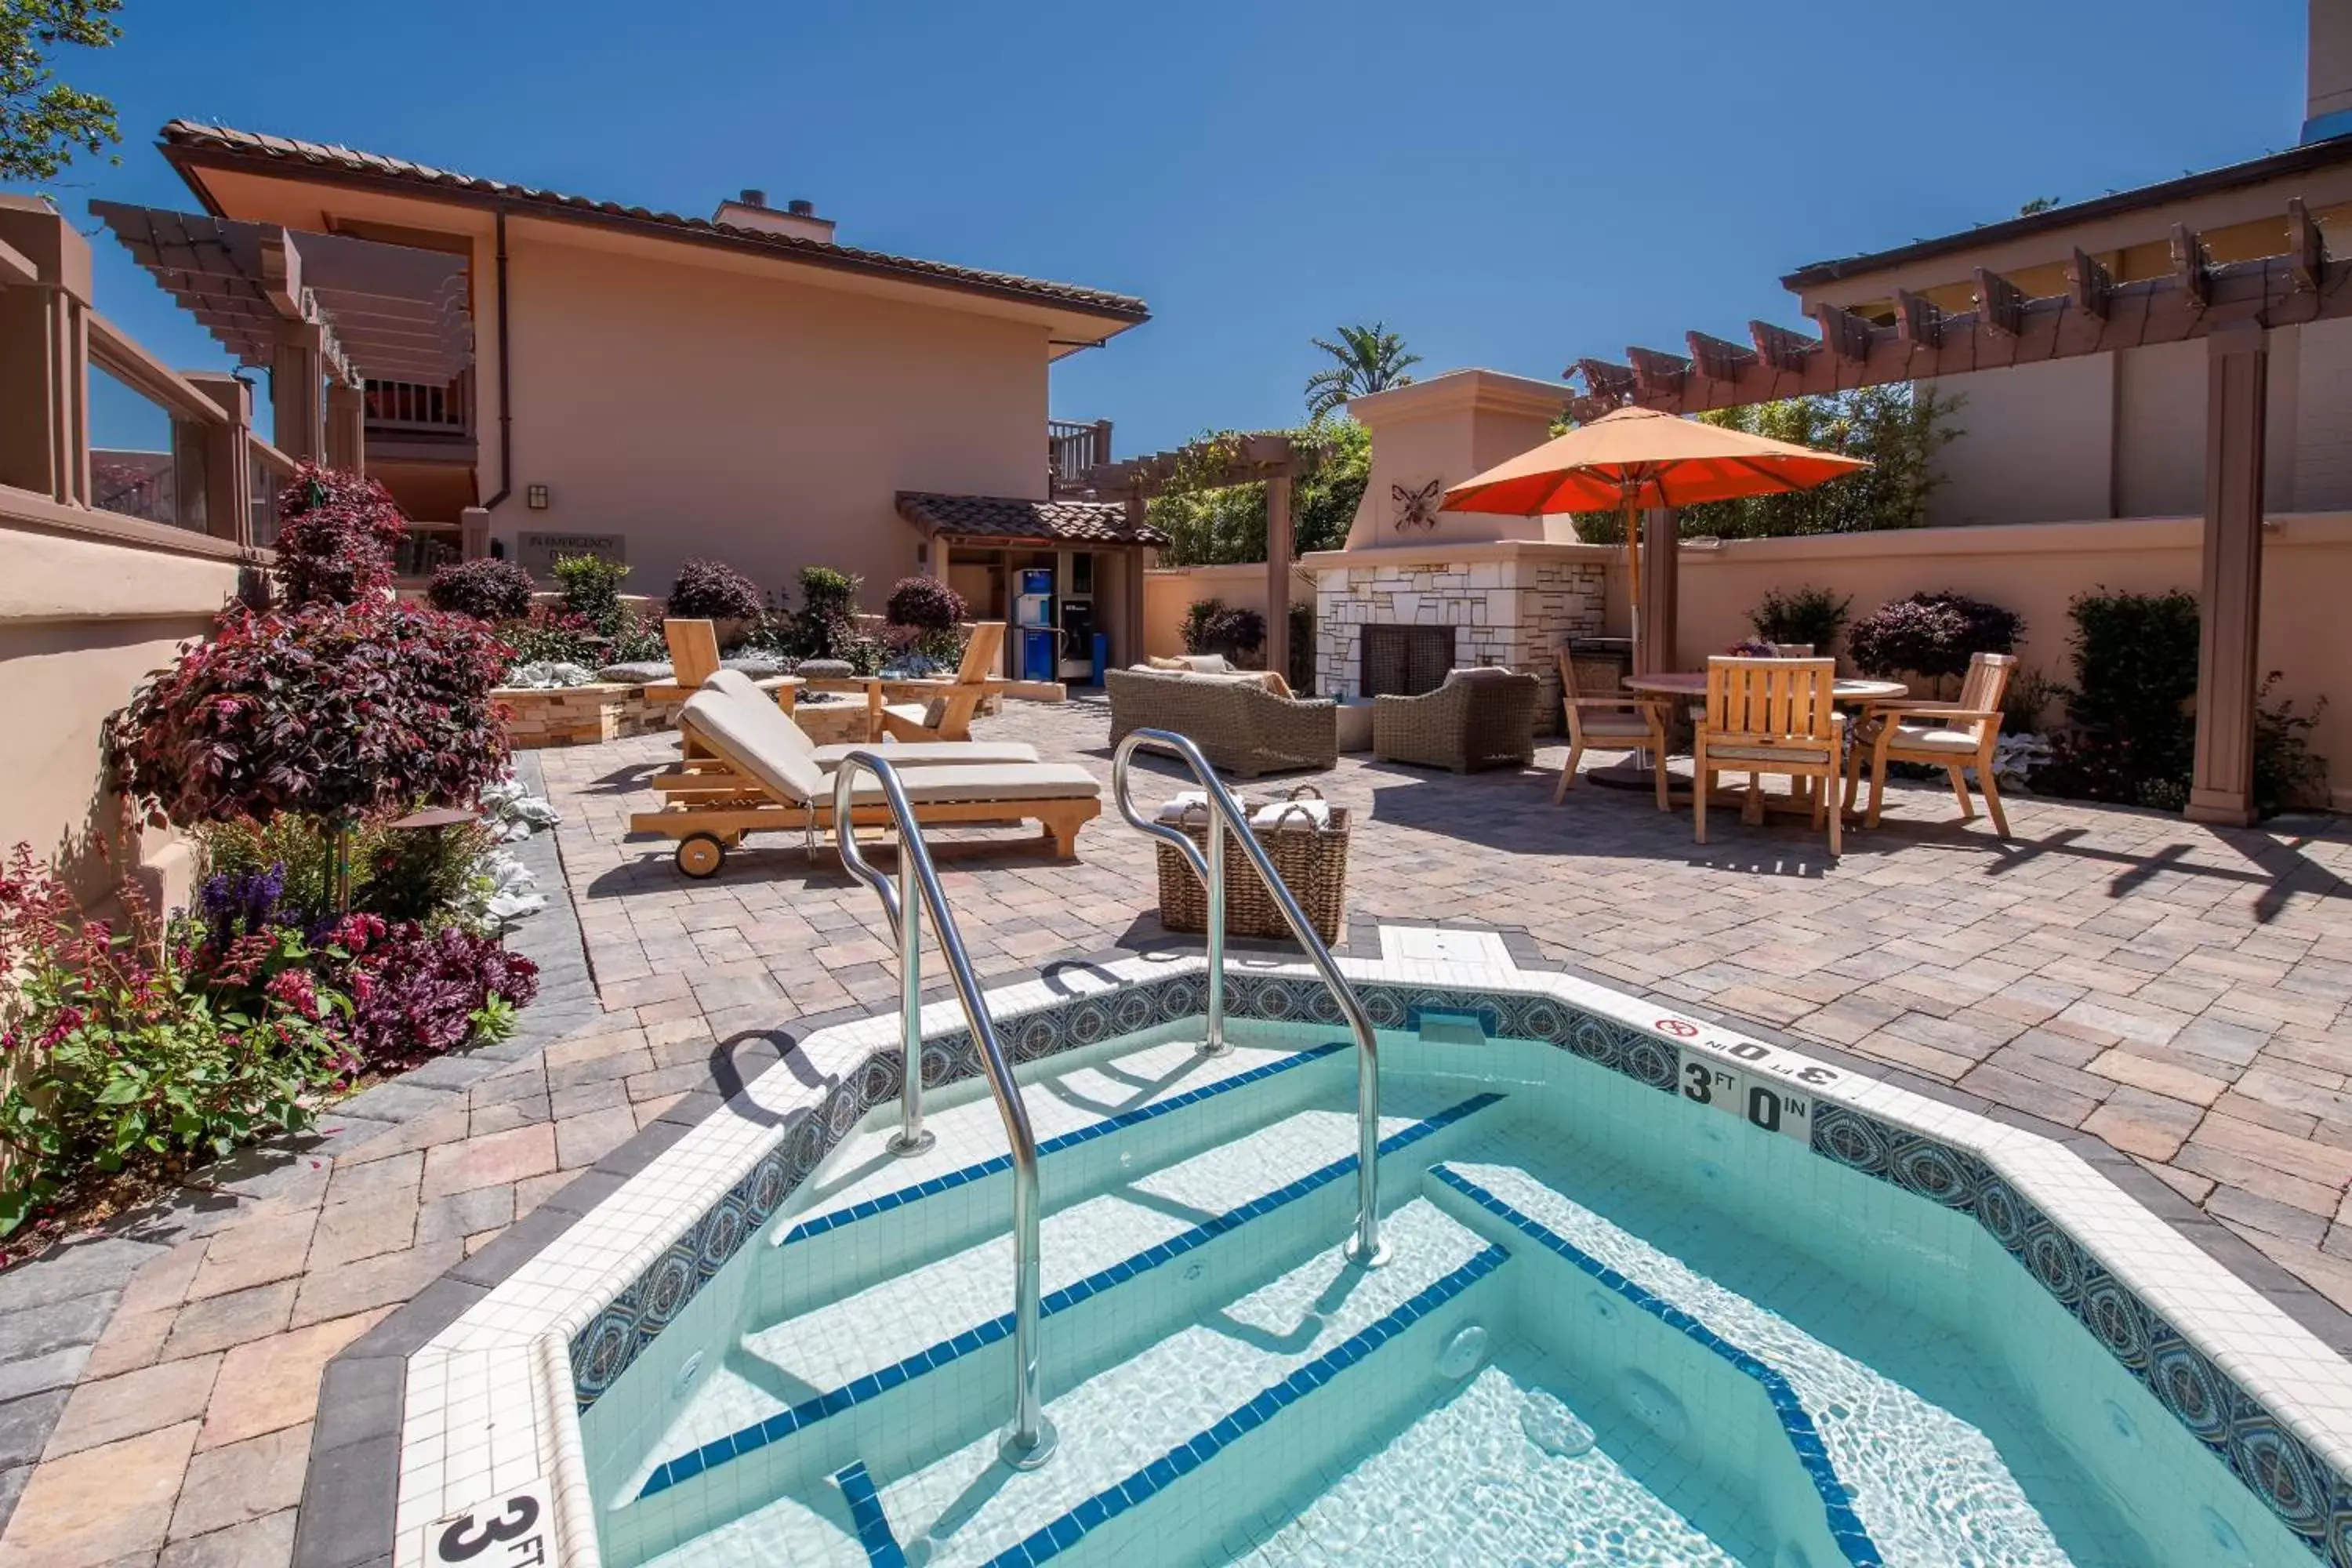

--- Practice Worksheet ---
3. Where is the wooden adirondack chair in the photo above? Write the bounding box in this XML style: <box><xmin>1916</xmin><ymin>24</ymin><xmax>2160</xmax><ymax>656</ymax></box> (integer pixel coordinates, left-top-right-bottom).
<box><xmin>877</xmin><ymin>622</ymin><xmax>1007</xmax><ymax>743</ymax></box>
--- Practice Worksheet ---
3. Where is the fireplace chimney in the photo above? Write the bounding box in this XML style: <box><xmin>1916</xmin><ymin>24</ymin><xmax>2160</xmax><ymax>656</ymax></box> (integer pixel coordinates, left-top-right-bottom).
<box><xmin>2308</xmin><ymin>0</ymin><xmax>2352</xmax><ymax>142</ymax></box>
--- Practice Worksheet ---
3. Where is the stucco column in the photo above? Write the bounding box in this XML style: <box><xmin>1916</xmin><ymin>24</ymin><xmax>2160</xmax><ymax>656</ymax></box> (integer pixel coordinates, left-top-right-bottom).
<box><xmin>2187</xmin><ymin>325</ymin><xmax>2267</xmax><ymax>826</ymax></box>
<box><xmin>1265</xmin><ymin>472</ymin><xmax>1294</xmax><ymax>680</ymax></box>
<box><xmin>1636</xmin><ymin>508</ymin><xmax>1680</xmax><ymax>675</ymax></box>
<box><xmin>459</xmin><ymin>506</ymin><xmax>491</xmax><ymax>561</ymax></box>
<box><xmin>184</xmin><ymin>371</ymin><xmax>252</xmax><ymax>545</ymax></box>
<box><xmin>271</xmin><ymin>324</ymin><xmax>325</xmax><ymax>463</ymax></box>
<box><xmin>325</xmin><ymin>382</ymin><xmax>365</xmax><ymax>475</ymax></box>
<box><xmin>0</xmin><ymin>197</ymin><xmax>93</xmax><ymax>506</ymax></box>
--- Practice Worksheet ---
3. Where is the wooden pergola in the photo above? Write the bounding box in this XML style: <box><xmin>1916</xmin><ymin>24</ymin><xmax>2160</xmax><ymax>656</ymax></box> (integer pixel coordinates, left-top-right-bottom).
<box><xmin>1563</xmin><ymin>197</ymin><xmax>2352</xmax><ymax>826</ymax></box>
<box><xmin>1073</xmin><ymin>431</ymin><xmax>1324</xmax><ymax>678</ymax></box>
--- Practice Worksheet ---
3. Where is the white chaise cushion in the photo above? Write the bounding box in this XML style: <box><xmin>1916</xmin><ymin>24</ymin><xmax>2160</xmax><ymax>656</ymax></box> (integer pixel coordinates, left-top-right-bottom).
<box><xmin>812</xmin><ymin>741</ymin><xmax>1039</xmax><ymax>768</ymax></box>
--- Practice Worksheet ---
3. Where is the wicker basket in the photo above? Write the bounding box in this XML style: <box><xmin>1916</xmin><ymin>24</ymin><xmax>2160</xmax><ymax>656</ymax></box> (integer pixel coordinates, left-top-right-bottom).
<box><xmin>1155</xmin><ymin>786</ymin><xmax>1350</xmax><ymax>945</ymax></box>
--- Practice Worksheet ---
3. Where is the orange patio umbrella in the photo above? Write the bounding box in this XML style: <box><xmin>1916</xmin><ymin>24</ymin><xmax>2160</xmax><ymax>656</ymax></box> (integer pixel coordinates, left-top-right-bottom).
<box><xmin>1443</xmin><ymin>405</ymin><xmax>1870</xmax><ymax>666</ymax></box>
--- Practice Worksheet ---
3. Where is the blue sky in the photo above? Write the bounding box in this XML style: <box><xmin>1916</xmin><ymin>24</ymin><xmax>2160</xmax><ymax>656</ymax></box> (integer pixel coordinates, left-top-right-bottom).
<box><xmin>18</xmin><ymin>0</ymin><xmax>2312</xmax><ymax>452</ymax></box>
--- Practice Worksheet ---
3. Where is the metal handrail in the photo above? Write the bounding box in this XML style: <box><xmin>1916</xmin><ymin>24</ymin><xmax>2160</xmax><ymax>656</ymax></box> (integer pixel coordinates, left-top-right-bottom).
<box><xmin>1110</xmin><ymin>729</ymin><xmax>1388</xmax><ymax>1268</ymax></box>
<box><xmin>832</xmin><ymin>754</ymin><xmax>1057</xmax><ymax>1469</ymax></box>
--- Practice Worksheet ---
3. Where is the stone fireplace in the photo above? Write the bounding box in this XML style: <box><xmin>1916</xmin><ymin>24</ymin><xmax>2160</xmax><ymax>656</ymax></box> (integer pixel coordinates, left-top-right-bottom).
<box><xmin>1302</xmin><ymin>369</ymin><xmax>1610</xmax><ymax>723</ymax></box>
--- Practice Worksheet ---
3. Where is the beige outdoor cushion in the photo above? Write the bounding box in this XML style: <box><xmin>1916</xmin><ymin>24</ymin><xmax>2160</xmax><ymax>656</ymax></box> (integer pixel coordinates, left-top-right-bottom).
<box><xmin>812</xmin><ymin>740</ymin><xmax>1039</xmax><ymax>768</ymax></box>
<box><xmin>681</xmin><ymin>688</ymin><xmax>827</xmax><ymax>803</ymax></box>
<box><xmin>701</xmin><ymin>667</ymin><xmax>771</xmax><ymax>706</ymax></box>
<box><xmin>1887</xmin><ymin>724</ymin><xmax>1982</xmax><ymax>755</ymax></box>
<box><xmin>1145</xmin><ymin>655</ymin><xmax>1192</xmax><ymax>671</ymax></box>
<box><xmin>1576</xmin><ymin>711</ymin><xmax>1655</xmax><ymax>738</ymax></box>
<box><xmin>845</xmin><ymin>763</ymin><xmax>1101</xmax><ymax>804</ymax></box>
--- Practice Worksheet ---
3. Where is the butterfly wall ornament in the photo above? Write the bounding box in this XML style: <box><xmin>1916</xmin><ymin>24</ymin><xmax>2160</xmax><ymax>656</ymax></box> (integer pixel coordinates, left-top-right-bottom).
<box><xmin>1392</xmin><ymin>477</ymin><xmax>1441</xmax><ymax>532</ymax></box>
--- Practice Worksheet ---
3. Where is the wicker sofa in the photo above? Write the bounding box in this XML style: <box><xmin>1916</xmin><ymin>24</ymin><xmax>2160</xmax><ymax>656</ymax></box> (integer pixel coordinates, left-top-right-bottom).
<box><xmin>1105</xmin><ymin>667</ymin><xmax>1338</xmax><ymax>777</ymax></box>
<box><xmin>1371</xmin><ymin>666</ymin><xmax>1543</xmax><ymax>772</ymax></box>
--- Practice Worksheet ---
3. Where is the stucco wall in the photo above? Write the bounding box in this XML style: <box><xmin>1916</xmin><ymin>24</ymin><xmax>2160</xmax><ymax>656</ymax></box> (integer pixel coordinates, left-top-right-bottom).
<box><xmin>0</xmin><ymin>494</ymin><xmax>247</xmax><ymax>907</ymax></box>
<box><xmin>498</xmin><ymin>232</ymin><xmax>1051</xmax><ymax>608</ymax></box>
<box><xmin>1615</xmin><ymin>514</ymin><xmax>2351</xmax><ymax>808</ymax></box>
<box><xmin>1141</xmin><ymin>563</ymin><xmax>1313</xmax><ymax>662</ymax></box>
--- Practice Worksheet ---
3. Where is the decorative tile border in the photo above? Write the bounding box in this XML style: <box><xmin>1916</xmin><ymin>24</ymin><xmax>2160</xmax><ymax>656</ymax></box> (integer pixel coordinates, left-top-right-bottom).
<box><xmin>367</xmin><ymin>937</ymin><xmax>2352</xmax><ymax>1568</ymax></box>
<box><xmin>1432</xmin><ymin>1165</ymin><xmax>1882</xmax><ymax>1566</ymax></box>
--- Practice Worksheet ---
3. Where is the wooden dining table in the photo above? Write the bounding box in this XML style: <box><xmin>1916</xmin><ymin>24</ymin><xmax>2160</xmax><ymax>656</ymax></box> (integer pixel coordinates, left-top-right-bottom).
<box><xmin>1588</xmin><ymin>672</ymin><xmax>1909</xmax><ymax>819</ymax></box>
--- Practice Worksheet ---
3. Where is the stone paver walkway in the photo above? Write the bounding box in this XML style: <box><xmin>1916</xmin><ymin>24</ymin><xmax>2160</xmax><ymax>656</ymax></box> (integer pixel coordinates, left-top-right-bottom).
<box><xmin>0</xmin><ymin>696</ymin><xmax>2339</xmax><ymax>1565</ymax></box>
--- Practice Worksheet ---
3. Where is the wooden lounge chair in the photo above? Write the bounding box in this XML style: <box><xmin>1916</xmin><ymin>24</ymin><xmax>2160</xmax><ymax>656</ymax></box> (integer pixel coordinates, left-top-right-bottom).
<box><xmin>1846</xmin><ymin>652</ymin><xmax>2016</xmax><ymax>837</ymax></box>
<box><xmin>877</xmin><ymin>622</ymin><xmax>1008</xmax><ymax>743</ymax></box>
<box><xmin>689</xmin><ymin>670</ymin><xmax>1039</xmax><ymax>768</ymax></box>
<box><xmin>1693</xmin><ymin>656</ymin><xmax>1846</xmax><ymax>856</ymax></box>
<box><xmin>630</xmin><ymin>682</ymin><xmax>1099</xmax><ymax>876</ymax></box>
<box><xmin>1555</xmin><ymin>648</ymin><xmax>1671</xmax><ymax>808</ymax></box>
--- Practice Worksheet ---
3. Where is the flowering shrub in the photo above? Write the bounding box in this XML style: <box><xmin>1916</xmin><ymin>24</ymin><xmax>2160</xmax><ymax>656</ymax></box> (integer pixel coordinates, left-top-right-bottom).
<box><xmin>111</xmin><ymin>600</ymin><xmax>512</xmax><ymax>828</ymax></box>
<box><xmin>0</xmin><ymin>848</ymin><xmax>351</xmax><ymax>1234</ymax></box>
<box><xmin>271</xmin><ymin>465</ymin><xmax>410</xmax><ymax>608</ymax></box>
<box><xmin>342</xmin><ymin>921</ymin><xmax>537</xmax><ymax>1069</ymax></box>
<box><xmin>668</xmin><ymin>557</ymin><xmax>763</xmax><ymax>622</ymax></box>
<box><xmin>428</xmin><ymin>558</ymin><xmax>535</xmax><ymax>622</ymax></box>
<box><xmin>1846</xmin><ymin>590</ymin><xmax>2022</xmax><ymax>691</ymax></box>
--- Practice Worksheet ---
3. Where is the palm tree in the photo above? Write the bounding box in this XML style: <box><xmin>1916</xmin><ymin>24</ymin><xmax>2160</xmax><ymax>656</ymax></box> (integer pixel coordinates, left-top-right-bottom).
<box><xmin>1304</xmin><ymin>322</ymin><xmax>1421</xmax><ymax>419</ymax></box>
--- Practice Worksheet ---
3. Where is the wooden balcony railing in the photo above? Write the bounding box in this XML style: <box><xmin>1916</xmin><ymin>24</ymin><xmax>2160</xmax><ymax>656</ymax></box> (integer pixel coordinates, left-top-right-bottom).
<box><xmin>365</xmin><ymin>376</ymin><xmax>469</xmax><ymax>434</ymax></box>
<box><xmin>1049</xmin><ymin>418</ymin><xmax>1112</xmax><ymax>492</ymax></box>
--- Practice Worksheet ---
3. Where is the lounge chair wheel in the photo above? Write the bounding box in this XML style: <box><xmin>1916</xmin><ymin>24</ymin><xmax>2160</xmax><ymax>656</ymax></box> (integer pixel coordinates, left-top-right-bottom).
<box><xmin>676</xmin><ymin>833</ymin><xmax>727</xmax><ymax>879</ymax></box>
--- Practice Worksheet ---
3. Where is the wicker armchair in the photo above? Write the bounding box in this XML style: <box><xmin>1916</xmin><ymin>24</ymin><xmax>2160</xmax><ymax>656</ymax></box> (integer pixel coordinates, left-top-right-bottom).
<box><xmin>1371</xmin><ymin>667</ymin><xmax>1542</xmax><ymax>772</ymax></box>
<box><xmin>1105</xmin><ymin>668</ymin><xmax>1337</xmax><ymax>777</ymax></box>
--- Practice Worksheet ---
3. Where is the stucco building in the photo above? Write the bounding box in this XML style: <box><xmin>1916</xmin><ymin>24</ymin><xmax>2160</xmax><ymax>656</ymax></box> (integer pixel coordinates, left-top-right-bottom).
<box><xmin>118</xmin><ymin>122</ymin><xmax>1159</xmax><ymax>643</ymax></box>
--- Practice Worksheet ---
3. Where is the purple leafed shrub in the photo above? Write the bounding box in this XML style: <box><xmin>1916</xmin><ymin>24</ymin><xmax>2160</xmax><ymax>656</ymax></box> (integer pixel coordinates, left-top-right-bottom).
<box><xmin>345</xmin><ymin>923</ymin><xmax>539</xmax><ymax>1069</ymax></box>
<box><xmin>271</xmin><ymin>464</ymin><xmax>410</xmax><ymax>608</ymax></box>
<box><xmin>668</xmin><ymin>557</ymin><xmax>764</xmax><ymax>622</ymax></box>
<box><xmin>111</xmin><ymin>601</ymin><xmax>513</xmax><ymax>828</ymax></box>
<box><xmin>428</xmin><ymin>558</ymin><xmax>536</xmax><ymax>622</ymax></box>
<box><xmin>884</xmin><ymin>575</ymin><xmax>967</xmax><ymax>632</ymax></box>
<box><xmin>1846</xmin><ymin>590</ymin><xmax>2021</xmax><ymax>685</ymax></box>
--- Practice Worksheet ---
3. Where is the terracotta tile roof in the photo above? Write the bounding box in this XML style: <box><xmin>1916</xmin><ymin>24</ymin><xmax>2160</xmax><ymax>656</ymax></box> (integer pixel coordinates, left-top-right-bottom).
<box><xmin>158</xmin><ymin>122</ymin><xmax>1149</xmax><ymax>324</ymax></box>
<box><xmin>897</xmin><ymin>492</ymin><xmax>1166</xmax><ymax>547</ymax></box>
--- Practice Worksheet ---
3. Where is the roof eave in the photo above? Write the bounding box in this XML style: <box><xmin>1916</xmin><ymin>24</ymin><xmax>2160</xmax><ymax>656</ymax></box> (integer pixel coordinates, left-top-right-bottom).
<box><xmin>161</xmin><ymin>138</ymin><xmax>1152</xmax><ymax>328</ymax></box>
<box><xmin>1780</xmin><ymin>136</ymin><xmax>2352</xmax><ymax>291</ymax></box>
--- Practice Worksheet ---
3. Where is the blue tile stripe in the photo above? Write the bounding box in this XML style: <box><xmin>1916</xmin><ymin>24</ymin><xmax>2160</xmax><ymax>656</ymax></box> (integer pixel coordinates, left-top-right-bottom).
<box><xmin>775</xmin><ymin>1042</ymin><xmax>1350</xmax><ymax>1248</ymax></box>
<box><xmin>978</xmin><ymin>1241</ymin><xmax>1510</xmax><ymax>1568</ymax></box>
<box><xmin>633</xmin><ymin>1091</ymin><xmax>1507</xmax><ymax>1503</ymax></box>
<box><xmin>1428</xmin><ymin>1165</ymin><xmax>1884</xmax><ymax>1568</ymax></box>
<box><xmin>833</xmin><ymin>1461</ymin><xmax>907</xmax><ymax>1568</ymax></box>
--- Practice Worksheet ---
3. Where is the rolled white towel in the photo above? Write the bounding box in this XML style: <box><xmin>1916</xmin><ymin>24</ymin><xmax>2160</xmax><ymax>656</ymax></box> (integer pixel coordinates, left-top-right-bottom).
<box><xmin>1251</xmin><ymin>797</ymin><xmax>1330</xmax><ymax>829</ymax></box>
<box><xmin>1156</xmin><ymin>790</ymin><xmax>1210</xmax><ymax>823</ymax></box>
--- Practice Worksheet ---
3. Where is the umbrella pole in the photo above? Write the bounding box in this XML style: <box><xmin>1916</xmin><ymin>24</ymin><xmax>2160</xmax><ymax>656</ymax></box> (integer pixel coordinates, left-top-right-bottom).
<box><xmin>1624</xmin><ymin>495</ymin><xmax>1642</xmax><ymax>675</ymax></box>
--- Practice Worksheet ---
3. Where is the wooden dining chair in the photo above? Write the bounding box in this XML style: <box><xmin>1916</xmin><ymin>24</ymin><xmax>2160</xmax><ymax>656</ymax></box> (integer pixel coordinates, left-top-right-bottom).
<box><xmin>1846</xmin><ymin>652</ymin><xmax>2016</xmax><ymax>837</ymax></box>
<box><xmin>1555</xmin><ymin>649</ymin><xmax>1671</xmax><ymax>808</ymax></box>
<box><xmin>1693</xmin><ymin>656</ymin><xmax>1846</xmax><ymax>855</ymax></box>
<box><xmin>878</xmin><ymin>621</ymin><xmax>1007</xmax><ymax>742</ymax></box>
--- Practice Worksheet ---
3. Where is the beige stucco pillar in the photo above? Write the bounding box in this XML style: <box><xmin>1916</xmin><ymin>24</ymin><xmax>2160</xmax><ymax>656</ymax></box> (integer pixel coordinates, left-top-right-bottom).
<box><xmin>325</xmin><ymin>382</ymin><xmax>365</xmax><ymax>475</ymax></box>
<box><xmin>184</xmin><ymin>371</ymin><xmax>253</xmax><ymax>545</ymax></box>
<box><xmin>0</xmin><ymin>196</ymin><xmax>93</xmax><ymax>506</ymax></box>
<box><xmin>460</xmin><ymin>506</ymin><xmax>491</xmax><ymax>561</ymax></box>
<box><xmin>2187</xmin><ymin>325</ymin><xmax>2267</xmax><ymax>826</ymax></box>
<box><xmin>1341</xmin><ymin>369</ymin><xmax>1573</xmax><ymax>550</ymax></box>
<box><xmin>271</xmin><ymin>325</ymin><xmax>325</xmax><ymax>463</ymax></box>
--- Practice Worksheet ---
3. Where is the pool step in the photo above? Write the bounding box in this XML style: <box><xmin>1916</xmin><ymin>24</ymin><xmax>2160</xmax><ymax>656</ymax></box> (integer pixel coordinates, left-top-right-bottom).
<box><xmin>873</xmin><ymin>1199</ymin><xmax>1510</xmax><ymax>1568</ymax></box>
<box><xmin>767</xmin><ymin>1038</ymin><xmax>1351</xmax><ymax>1319</ymax></box>
<box><xmin>607</xmin><ymin>1089</ymin><xmax>1509</xmax><ymax>1566</ymax></box>
<box><xmin>1427</xmin><ymin>1159</ymin><xmax>2087</xmax><ymax>1568</ymax></box>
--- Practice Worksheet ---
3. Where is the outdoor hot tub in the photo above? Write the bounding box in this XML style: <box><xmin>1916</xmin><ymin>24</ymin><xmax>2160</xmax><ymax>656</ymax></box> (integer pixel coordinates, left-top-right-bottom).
<box><xmin>388</xmin><ymin>928</ymin><xmax>2352</xmax><ymax>1568</ymax></box>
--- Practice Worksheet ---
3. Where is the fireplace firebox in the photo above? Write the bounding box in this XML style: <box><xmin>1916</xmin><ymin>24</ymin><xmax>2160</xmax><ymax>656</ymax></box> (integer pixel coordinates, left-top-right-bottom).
<box><xmin>1359</xmin><ymin>625</ymin><xmax>1454</xmax><ymax>699</ymax></box>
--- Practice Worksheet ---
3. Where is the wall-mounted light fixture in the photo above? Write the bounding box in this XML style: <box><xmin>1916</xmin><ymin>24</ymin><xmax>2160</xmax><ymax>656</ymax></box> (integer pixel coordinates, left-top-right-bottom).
<box><xmin>527</xmin><ymin>484</ymin><xmax>550</xmax><ymax>510</ymax></box>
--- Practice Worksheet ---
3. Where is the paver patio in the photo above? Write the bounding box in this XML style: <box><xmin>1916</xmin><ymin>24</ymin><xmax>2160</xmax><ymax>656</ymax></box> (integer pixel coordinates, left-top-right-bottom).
<box><xmin>0</xmin><ymin>694</ymin><xmax>2343</xmax><ymax>1565</ymax></box>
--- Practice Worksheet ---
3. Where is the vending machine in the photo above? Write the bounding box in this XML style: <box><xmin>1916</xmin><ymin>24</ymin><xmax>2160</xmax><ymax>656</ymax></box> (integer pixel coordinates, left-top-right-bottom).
<box><xmin>1056</xmin><ymin>551</ymin><xmax>1097</xmax><ymax>684</ymax></box>
<box><xmin>1014</xmin><ymin>568</ymin><xmax>1057</xmax><ymax>684</ymax></box>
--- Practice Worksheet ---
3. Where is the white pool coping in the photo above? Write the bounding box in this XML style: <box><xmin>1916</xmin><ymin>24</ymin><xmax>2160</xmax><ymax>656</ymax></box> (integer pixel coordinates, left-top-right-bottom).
<box><xmin>388</xmin><ymin>930</ymin><xmax>2352</xmax><ymax>1567</ymax></box>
